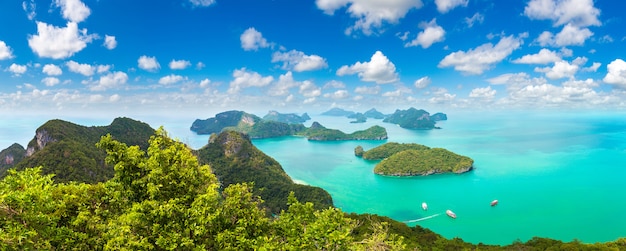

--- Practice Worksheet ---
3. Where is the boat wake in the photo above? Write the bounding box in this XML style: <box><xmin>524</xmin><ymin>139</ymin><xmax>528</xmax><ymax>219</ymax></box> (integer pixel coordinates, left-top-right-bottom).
<box><xmin>403</xmin><ymin>213</ymin><xmax>442</xmax><ymax>223</ymax></box>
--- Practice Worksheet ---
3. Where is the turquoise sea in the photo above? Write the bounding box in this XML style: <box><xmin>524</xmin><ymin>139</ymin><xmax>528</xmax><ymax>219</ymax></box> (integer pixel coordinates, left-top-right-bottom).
<box><xmin>2</xmin><ymin>111</ymin><xmax>626</xmax><ymax>245</ymax></box>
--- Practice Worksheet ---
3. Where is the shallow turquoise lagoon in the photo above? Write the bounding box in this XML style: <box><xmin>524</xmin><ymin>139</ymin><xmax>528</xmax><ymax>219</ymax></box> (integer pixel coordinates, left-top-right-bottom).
<box><xmin>252</xmin><ymin>112</ymin><xmax>626</xmax><ymax>245</ymax></box>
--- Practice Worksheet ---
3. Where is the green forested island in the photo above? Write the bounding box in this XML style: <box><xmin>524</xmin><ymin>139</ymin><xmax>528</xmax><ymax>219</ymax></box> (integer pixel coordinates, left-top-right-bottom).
<box><xmin>262</xmin><ymin>110</ymin><xmax>310</xmax><ymax>124</ymax></box>
<box><xmin>297</xmin><ymin>122</ymin><xmax>387</xmax><ymax>141</ymax></box>
<box><xmin>356</xmin><ymin>142</ymin><xmax>473</xmax><ymax>176</ymax></box>
<box><xmin>190</xmin><ymin>110</ymin><xmax>388</xmax><ymax>140</ymax></box>
<box><xmin>383</xmin><ymin>108</ymin><xmax>447</xmax><ymax>130</ymax></box>
<box><xmin>1</xmin><ymin>118</ymin><xmax>626</xmax><ymax>250</ymax></box>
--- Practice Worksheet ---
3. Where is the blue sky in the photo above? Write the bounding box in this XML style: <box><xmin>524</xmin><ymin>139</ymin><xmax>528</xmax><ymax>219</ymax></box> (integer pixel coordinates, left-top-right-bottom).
<box><xmin>1</xmin><ymin>0</ymin><xmax>626</xmax><ymax>116</ymax></box>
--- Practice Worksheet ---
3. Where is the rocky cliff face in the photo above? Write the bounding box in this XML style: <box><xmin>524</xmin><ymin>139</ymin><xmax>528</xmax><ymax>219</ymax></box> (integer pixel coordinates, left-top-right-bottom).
<box><xmin>26</xmin><ymin>129</ymin><xmax>57</xmax><ymax>157</ymax></box>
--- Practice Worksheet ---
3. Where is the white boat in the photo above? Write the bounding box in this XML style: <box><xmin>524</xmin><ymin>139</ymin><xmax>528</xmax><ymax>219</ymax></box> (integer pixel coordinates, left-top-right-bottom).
<box><xmin>446</xmin><ymin>209</ymin><xmax>457</xmax><ymax>219</ymax></box>
<box><xmin>491</xmin><ymin>199</ymin><xmax>499</xmax><ymax>206</ymax></box>
<box><xmin>421</xmin><ymin>202</ymin><xmax>428</xmax><ymax>211</ymax></box>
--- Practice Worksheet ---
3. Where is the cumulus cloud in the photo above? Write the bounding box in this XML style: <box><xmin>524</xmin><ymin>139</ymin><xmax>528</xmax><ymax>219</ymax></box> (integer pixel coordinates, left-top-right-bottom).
<box><xmin>228</xmin><ymin>68</ymin><xmax>274</xmax><ymax>94</ymax></box>
<box><xmin>240</xmin><ymin>28</ymin><xmax>270</xmax><ymax>51</ymax></box>
<box><xmin>91</xmin><ymin>71</ymin><xmax>128</xmax><ymax>91</ymax></box>
<box><xmin>524</xmin><ymin>0</ymin><xmax>600</xmax><ymax>27</ymax></box>
<box><xmin>97</xmin><ymin>65</ymin><xmax>111</xmax><ymax>73</ymax></box>
<box><xmin>169</xmin><ymin>59</ymin><xmax>191</xmax><ymax>70</ymax></box>
<box><xmin>0</xmin><ymin>41</ymin><xmax>14</xmax><ymax>60</ymax></box>
<box><xmin>428</xmin><ymin>88</ymin><xmax>456</xmax><ymax>104</ymax></box>
<box><xmin>435</xmin><ymin>0</ymin><xmax>468</xmax><ymax>13</ymax></box>
<box><xmin>66</xmin><ymin>60</ymin><xmax>95</xmax><ymax>76</ymax></box>
<box><xmin>324</xmin><ymin>90</ymin><xmax>349</xmax><ymax>99</ymax></box>
<box><xmin>405</xmin><ymin>19</ymin><xmax>445</xmax><ymax>48</ymax></box>
<box><xmin>354</xmin><ymin>85</ymin><xmax>381</xmax><ymax>95</ymax></box>
<box><xmin>465</xmin><ymin>13</ymin><xmax>484</xmax><ymax>28</ymax></box>
<box><xmin>43</xmin><ymin>64</ymin><xmax>63</xmax><ymax>76</ymax></box>
<box><xmin>272</xmin><ymin>50</ymin><xmax>328</xmax><ymax>72</ymax></box>
<box><xmin>535</xmin><ymin>60</ymin><xmax>579</xmax><ymax>79</ymax></box>
<box><xmin>603</xmin><ymin>59</ymin><xmax>626</xmax><ymax>88</ymax></box>
<box><xmin>469</xmin><ymin>86</ymin><xmax>496</xmax><ymax>99</ymax></box>
<box><xmin>189</xmin><ymin>0</ymin><xmax>215</xmax><ymax>7</ymax></box>
<box><xmin>159</xmin><ymin>74</ymin><xmax>186</xmax><ymax>85</ymax></box>
<box><xmin>42</xmin><ymin>77</ymin><xmax>61</xmax><ymax>87</ymax></box>
<box><xmin>414</xmin><ymin>76</ymin><xmax>431</xmax><ymax>89</ymax></box>
<box><xmin>299</xmin><ymin>80</ymin><xmax>322</xmax><ymax>97</ymax></box>
<box><xmin>199</xmin><ymin>78</ymin><xmax>211</xmax><ymax>88</ymax></box>
<box><xmin>268</xmin><ymin>71</ymin><xmax>299</xmax><ymax>96</ymax></box>
<box><xmin>538</xmin><ymin>24</ymin><xmax>593</xmax><ymax>47</ymax></box>
<box><xmin>439</xmin><ymin>34</ymin><xmax>524</xmax><ymax>75</ymax></box>
<box><xmin>55</xmin><ymin>0</ymin><xmax>91</xmax><ymax>23</ymax></box>
<box><xmin>28</xmin><ymin>22</ymin><xmax>96</xmax><ymax>59</ymax></box>
<box><xmin>103</xmin><ymin>35</ymin><xmax>117</xmax><ymax>49</ymax></box>
<box><xmin>9</xmin><ymin>63</ymin><xmax>27</xmax><ymax>76</ymax></box>
<box><xmin>138</xmin><ymin>55</ymin><xmax>160</xmax><ymax>72</ymax></box>
<box><xmin>513</xmin><ymin>48</ymin><xmax>561</xmax><ymax>64</ymax></box>
<box><xmin>582</xmin><ymin>62</ymin><xmax>601</xmax><ymax>72</ymax></box>
<box><xmin>316</xmin><ymin>0</ymin><xmax>423</xmax><ymax>35</ymax></box>
<box><xmin>337</xmin><ymin>51</ymin><xmax>399</xmax><ymax>84</ymax></box>
<box><xmin>109</xmin><ymin>94</ymin><xmax>121</xmax><ymax>102</ymax></box>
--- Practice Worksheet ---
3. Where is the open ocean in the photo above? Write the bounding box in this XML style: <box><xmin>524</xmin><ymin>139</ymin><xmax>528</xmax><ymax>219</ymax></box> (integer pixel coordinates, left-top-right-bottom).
<box><xmin>2</xmin><ymin>111</ymin><xmax>626</xmax><ymax>245</ymax></box>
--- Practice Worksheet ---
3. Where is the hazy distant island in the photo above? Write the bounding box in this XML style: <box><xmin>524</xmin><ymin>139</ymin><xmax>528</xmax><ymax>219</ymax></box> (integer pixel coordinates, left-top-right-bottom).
<box><xmin>383</xmin><ymin>108</ymin><xmax>447</xmax><ymax>130</ymax></box>
<box><xmin>355</xmin><ymin>142</ymin><xmax>473</xmax><ymax>176</ymax></box>
<box><xmin>263</xmin><ymin>110</ymin><xmax>311</xmax><ymax>124</ymax></box>
<box><xmin>190</xmin><ymin>110</ymin><xmax>387</xmax><ymax>140</ymax></box>
<box><xmin>320</xmin><ymin>107</ymin><xmax>356</xmax><ymax>117</ymax></box>
<box><xmin>348</xmin><ymin>113</ymin><xmax>367</xmax><ymax>123</ymax></box>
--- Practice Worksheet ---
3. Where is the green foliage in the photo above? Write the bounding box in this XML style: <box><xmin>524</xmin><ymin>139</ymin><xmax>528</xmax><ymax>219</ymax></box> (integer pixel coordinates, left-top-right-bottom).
<box><xmin>191</xmin><ymin>110</ymin><xmax>261</xmax><ymax>135</ymax></box>
<box><xmin>196</xmin><ymin>130</ymin><xmax>333</xmax><ymax>214</ymax></box>
<box><xmin>354</xmin><ymin>145</ymin><xmax>364</xmax><ymax>157</ymax></box>
<box><xmin>5</xmin><ymin>117</ymin><xmax>154</xmax><ymax>183</ymax></box>
<box><xmin>361</xmin><ymin>142</ymin><xmax>430</xmax><ymax>160</ymax></box>
<box><xmin>374</xmin><ymin>148</ymin><xmax>474</xmax><ymax>176</ymax></box>
<box><xmin>263</xmin><ymin>110</ymin><xmax>310</xmax><ymax>124</ymax></box>
<box><xmin>383</xmin><ymin>107</ymin><xmax>438</xmax><ymax>129</ymax></box>
<box><xmin>298</xmin><ymin>122</ymin><xmax>388</xmax><ymax>141</ymax></box>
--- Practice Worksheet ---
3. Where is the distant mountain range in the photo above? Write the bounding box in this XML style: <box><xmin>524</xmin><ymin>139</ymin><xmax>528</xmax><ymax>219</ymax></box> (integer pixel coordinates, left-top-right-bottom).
<box><xmin>321</xmin><ymin>107</ymin><xmax>447</xmax><ymax>129</ymax></box>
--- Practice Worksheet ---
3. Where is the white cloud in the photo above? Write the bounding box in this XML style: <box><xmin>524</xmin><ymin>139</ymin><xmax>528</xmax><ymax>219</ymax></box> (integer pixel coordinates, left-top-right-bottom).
<box><xmin>428</xmin><ymin>88</ymin><xmax>456</xmax><ymax>104</ymax></box>
<box><xmin>316</xmin><ymin>0</ymin><xmax>423</xmax><ymax>35</ymax></box>
<box><xmin>159</xmin><ymin>74</ymin><xmax>186</xmax><ymax>85</ymax></box>
<box><xmin>268</xmin><ymin>71</ymin><xmax>299</xmax><ymax>96</ymax></box>
<box><xmin>97</xmin><ymin>65</ymin><xmax>111</xmax><ymax>73</ymax></box>
<box><xmin>337</xmin><ymin>51</ymin><xmax>399</xmax><ymax>84</ymax></box>
<box><xmin>536</xmin><ymin>24</ymin><xmax>593</xmax><ymax>47</ymax></box>
<box><xmin>414</xmin><ymin>76</ymin><xmax>431</xmax><ymax>89</ymax></box>
<box><xmin>513</xmin><ymin>48</ymin><xmax>561</xmax><ymax>64</ymax></box>
<box><xmin>603</xmin><ymin>59</ymin><xmax>626</xmax><ymax>88</ymax></box>
<box><xmin>240</xmin><ymin>28</ymin><xmax>270</xmax><ymax>51</ymax></box>
<box><xmin>189</xmin><ymin>0</ymin><xmax>215</xmax><ymax>7</ymax></box>
<box><xmin>354</xmin><ymin>85</ymin><xmax>380</xmax><ymax>94</ymax></box>
<box><xmin>54</xmin><ymin>0</ymin><xmax>91</xmax><ymax>23</ymax></box>
<box><xmin>92</xmin><ymin>71</ymin><xmax>128</xmax><ymax>91</ymax></box>
<box><xmin>435</xmin><ymin>0</ymin><xmax>468</xmax><ymax>13</ymax></box>
<box><xmin>272</xmin><ymin>50</ymin><xmax>328</xmax><ymax>72</ymax></box>
<box><xmin>22</xmin><ymin>0</ymin><xmax>36</xmax><ymax>20</ymax></box>
<box><xmin>169</xmin><ymin>59</ymin><xmax>191</xmax><ymax>70</ymax></box>
<box><xmin>534</xmin><ymin>60</ymin><xmax>579</xmax><ymax>79</ymax></box>
<box><xmin>104</xmin><ymin>35</ymin><xmax>117</xmax><ymax>49</ymax></box>
<box><xmin>300</xmin><ymin>80</ymin><xmax>322</xmax><ymax>97</ymax></box>
<box><xmin>405</xmin><ymin>19</ymin><xmax>445</xmax><ymax>48</ymax></box>
<box><xmin>66</xmin><ymin>60</ymin><xmax>95</xmax><ymax>76</ymax></box>
<box><xmin>42</xmin><ymin>77</ymin><xmax>61</xmax><ymax>87</ymax></box>
<box><xmin>9</xmin><ymin>63</ymin><xmax>27</xmax><ymax>76</ymax></box>
<box><xmin>196</xmin><ymin>62</ymin><xmax>206</xmax><ymax>70</ymax></box>
<box><xmin>228</xmin><ymin>68</ymin><xmax>274</xmax><ymax>94</ymax></box>
<box><xmin>28</xmin><ymin>22</ymin><xmax>96</xmax><ymax>59</ymax></box>
<box><xmin>0</xmin><ymin>41</ymin><xmax>14</xmax><ymax>60</ymax></box>
<box><xmin>439</xmin><ymin>34</ymin><xmax>524</xmax><ymax>75</ymax></box>
<box><xmin>42</xmin><ymin>64</ymin><xmax>63</xmax><ymax>76</ymax></box>
<box><xmin>199</xmin><ymin>78</ymin><xmax>211</xmax><ymax>88</ymax></box>
<box><xmin>524</xmin><ymin>0</ymin><xmax>600</xmax><ymax>27</ymax></box>
<box><xmin>465</xmin><ymin>13</ymin><xmax>484</xmax><ymax>28</ymax></box>
<box><xmin>109</xmin><ymin>94</ymin><xmax>121</xmax><ymax>102</ymax></box>
<box><xmin>382</xmin><ymin>89</ymin><xmax>403</xmax><ymax>97</ymax></box>
<box><xmin>469</xmin><ymin>86</ymin><xmax>496</xmax><ymax>99</ymax></box>
<box><xmin>323</xmin><ymin>80</ymin><xmax>346</xmax><ymax>89</ymax></box>
<box><xmin>582</xmin><ymin>62</ymin><xmax>601</xmax><ymax>72</ymax></box>
<box><xmin>89</xmin><ymin>94</ymin><xmax>104</xmax><ymax>102</ymax></box>
<box><xmin>324</xmin><ymin>90</ymin><xmax>349</xmax><ymax>99</ymax></box>
<box><xmin>138</xmin><ymin>55</ymin><xmax>160</xmax><ymax>72</ymax></box>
